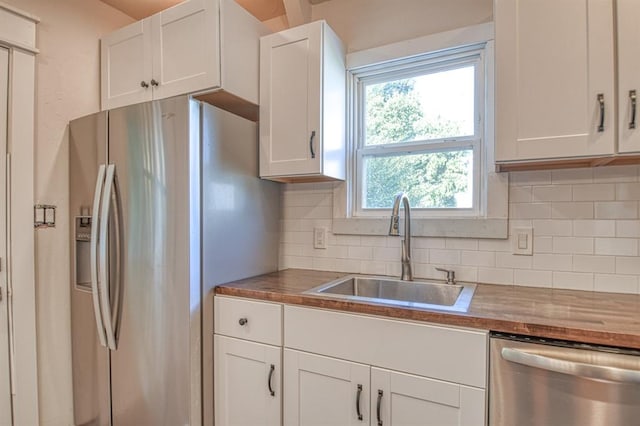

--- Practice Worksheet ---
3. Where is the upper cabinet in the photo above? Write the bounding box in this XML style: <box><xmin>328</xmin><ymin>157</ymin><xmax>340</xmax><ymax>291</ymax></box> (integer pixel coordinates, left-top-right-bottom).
<box><xmin>259</xmin><ymin>20</ymin><xmax>346</xmax><ymax>182</ymax></box>
<box><xmin>617</xmin><ymin>0</ymin><xmax>640</xmax><ymax>153</ymax></box>
<box><xmin>495</xmin><ymin>0</ymin><xmax>616</xmax><ymax>164</ymax></box>
<box><xmin>101</xmin><ymin>0</ymin><xmax>268</xmax><ymax>111</ymax></box>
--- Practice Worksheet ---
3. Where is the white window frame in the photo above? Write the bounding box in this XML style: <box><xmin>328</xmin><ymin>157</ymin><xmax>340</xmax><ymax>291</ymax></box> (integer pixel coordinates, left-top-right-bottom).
<box><xmin>332</xmin><ymin>22</ymin><xmax>509</xmax><ymax>239</ymax></box>
<box><xmin>353</xmin><ymin>48</ymin><xmax>485</xmax><ymax>217</ymax></box>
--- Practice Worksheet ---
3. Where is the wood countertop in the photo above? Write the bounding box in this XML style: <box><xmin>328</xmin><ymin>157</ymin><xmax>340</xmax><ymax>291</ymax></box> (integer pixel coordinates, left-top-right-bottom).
<box><xmin>214</xmin><ymin>269</ymin><xmax>640</xmax><ymax>350</ymax></box>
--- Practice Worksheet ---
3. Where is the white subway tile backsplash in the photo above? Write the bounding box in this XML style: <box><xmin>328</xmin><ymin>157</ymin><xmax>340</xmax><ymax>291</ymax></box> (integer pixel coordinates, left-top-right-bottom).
<box><xmin>532</xmin><ymin>220</ymin><xmax>572</xmax><ymax>236</ymax></box>
<box><xmin>532</xmin><ymin>254</ymin><xmax>572</xmax><ymax>271</ymax></box>
<box><xmin>595</xmin><ymin>201</ymin><xmax>638</xmax><ymax>219</ymax></box>
<box><xmin>279</xmin><ymin>165</ymin><xmax>640</xmax><ymax>294</ymax></box>
<box><xmin>594</xmin><ymin>274</ymin><xmax>639</xmax><ymax>294</ymax></box>
<box><xmin>552</xmin><ymin>271</ymin><xmax>594</xmax><ymax>291</ymax></box>
<box><xmin>551</xmin><ymin>202</ymin><xmax>594</xmax><ymax>219</ymax></box>
<box><xmin>595</xmin><ymin>238</ymin><xmax>638</xmax><ymax>256</ymax></box>
<box><xmin>572</xmin><ymin>255</ymin><xmax>615</xmax><ymax>274</ymax></box>
<box><xmin>514</xmin><ymin>269</ymin><xmax>553</xmax><ymax>288</ymax></box>
<box><xmin>572</xmin><ymin>184</ymin><xmax>615</xmax><ymax>201</ymax></box>
<box><xmin>573</xmin><ymin>220</ymin><xmax>615</xmax><ymax>237</ymax></box>
<box><xmin>553</xmin><ymin>237</ymin><xmax>594</xmax><ymax>254</ymax></box>
<box><xmin>532</xmin><ymin>185</ymin><xmax>572</xmax><ymax>202</ymax></box>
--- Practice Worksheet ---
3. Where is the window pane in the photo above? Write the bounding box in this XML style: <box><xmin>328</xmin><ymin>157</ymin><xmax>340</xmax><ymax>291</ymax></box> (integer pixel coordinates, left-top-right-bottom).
<box><xmin>364</xmin><ymin>66</ymin><xmax>475</xmax><ymax>146</ymax></box>
<box><xmin>362</xmin><ymin>149</ymin><xmax>473</xmax><ymax>209</ymax></box>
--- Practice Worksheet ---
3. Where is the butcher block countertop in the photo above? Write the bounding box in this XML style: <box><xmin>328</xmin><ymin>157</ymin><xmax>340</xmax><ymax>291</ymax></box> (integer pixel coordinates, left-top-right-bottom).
<box><xmin>215</xmin><ymin>269</ymin><xmax>640</xmax><ymax>350</ymax></box>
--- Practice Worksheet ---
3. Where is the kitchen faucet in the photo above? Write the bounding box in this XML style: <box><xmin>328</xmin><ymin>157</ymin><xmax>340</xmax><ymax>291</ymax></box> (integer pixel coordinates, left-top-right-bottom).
<box><xmin>388</xmin><ymin>192</ymin><xmax>413</xmax><ymax>281</ymax></box>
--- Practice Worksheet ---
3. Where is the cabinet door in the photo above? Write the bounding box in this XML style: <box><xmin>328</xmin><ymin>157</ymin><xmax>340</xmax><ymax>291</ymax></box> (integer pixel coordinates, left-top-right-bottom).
<box><xmin>284</xmin><ymin>349</ymin><xmax>370</xmax><ymax>426</ymax></box>
<box><xmin>101</xmin><ymin>19</ymin><xmax>153</xmax><ymax>110</ymax></box>
<box><xmin>495</xmin><ymin>0</ymin><xmax>615</xmax><ymax>162</ymax></box>
<box><xmin>260</xmin><ymin>22</ymin><xmax>322</xmax><ymax>177</ymax></box>
<box><xmin>214</xmin><ymin>335</ymin><xmax>281</xmax><ymax>426</ymax></box>
<box><xmin>371</xmin><ymin>368</ymin><xmax>485</xmax><ymax>426</ymax></box>
<box><xmin>151</xmin><ymin>0</ymin><xmax>219</xmax><ymax>101</ymax></box>
<box><xmin>617</xmin><ymin>0</ymin><xmax>640</xmax><ymax>153</ymax></box>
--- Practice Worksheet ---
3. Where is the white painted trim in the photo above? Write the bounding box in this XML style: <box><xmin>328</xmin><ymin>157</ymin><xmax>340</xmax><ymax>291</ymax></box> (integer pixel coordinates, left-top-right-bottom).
<box><xmin>332</xmin><ymin>218</ymin><xmax>507</xmax><ymax>239</ymax></box>
<box><xmin>0</xmin><ymin>2</ymin><xmax>40</xmax><ymax>23</ymax></box>
<box><xmin>347</xmin><ymin>22</ymin><xmax>494</xmax><ymax>70</ymax></box>
<box><xmin>7</xmin><ymin>48</ymin><xmax>38</xmax><ymax>426</ymax></box>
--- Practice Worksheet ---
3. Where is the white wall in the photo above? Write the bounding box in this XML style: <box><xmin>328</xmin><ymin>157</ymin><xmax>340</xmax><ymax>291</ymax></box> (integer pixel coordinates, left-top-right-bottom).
<box><xmin>281</xmin><ymin>166</ymin><xmax>640</xmax><ymax>294</ymax></box>
<box><xmin>312</xmin><ymin>0</ymin><xmax>493</xmax><ymax>52</ymax></box>
<box><xmin>0</xmin><ymin>0</ymin><xmax>133</xmax><ymax>424</ymax></box>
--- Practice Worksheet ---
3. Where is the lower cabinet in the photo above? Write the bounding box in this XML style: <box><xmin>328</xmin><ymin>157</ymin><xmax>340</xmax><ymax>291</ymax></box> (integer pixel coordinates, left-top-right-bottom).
<box><xmin>284</xmin><ymin>349</ymin><xmax>370</xmax><ymax>426</ymax></box>
<box><xmin>284</xmin><ymin>348</ymin><xmax>484</xmax><ymax>426</ymax></box>
<box><xmin>214</xmin><ymin>335</ymin><xmax>281</xmax><ymax>426</ymax></box>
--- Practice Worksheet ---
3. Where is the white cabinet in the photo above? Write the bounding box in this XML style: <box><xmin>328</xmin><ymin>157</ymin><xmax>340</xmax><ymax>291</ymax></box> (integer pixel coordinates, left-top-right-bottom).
<box><xmin>214</xmin><ymin>335</ymin><xmax>281</xmax><ymax>426</ymax></box>
<box><xmin>101</xmin><ymin>0</ymin><xmax>266</xmax><ymax>111</ymax></box>
<box><xmin>284</xmin><ymin>349</ymin><xmax>370</xmax><ymax>426</ymax></box>
<box><xmin>372</xmin><ymin>368</ymin><xmax>485</xmax><ymax>426</ymax></box>
<box><xmin>617</xmin><ymin>0</ymin><xmax>640</xmax><ymax>153</ymax></box>
<box><xmin>495</xmin><ymin>0</ymin><xmax>615</xmax><ymax>163</ymax></box>
<box><xmin>259</xmin><ymin>20</ymin><xmax>346</xmax><ymax>182</ymax></box>
<box><xmin>214</xmin><ymin>297</ymin><xmax>283</xmax><ymax>426</ymax></box>
<box><xmin>283</xmin><ymin>305</ymin><xmax>488</xmax><ymax>426</ymax></box>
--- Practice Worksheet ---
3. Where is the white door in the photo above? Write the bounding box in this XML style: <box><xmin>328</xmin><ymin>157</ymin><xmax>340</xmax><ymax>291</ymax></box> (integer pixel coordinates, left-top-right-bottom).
<box><xmin>101</xmin><ymin>19</ymin><xmax>153</xmax><ymax>110</ymax></box>
<box><xmin>214</xmin><ymin>335</ymin><xmax>281</xmax><ymax>426</ymax></box>
<box><xmin>284</xmin><ymin>349</ymin><xmax>370</xmax><ymax>426</ymax></box>
<box><xmin>371</xmin><ymin>367</ymin><xmax>485</xmax><ymax>426</ymax></box>
<box><xmin>495</xmin><ymin>0</ymin><xmax>615</xmax><ymax>162</ymax></box>
<box><xmin>0</xmin><ymin>46</ymin><xmax>12</xmax><ymax>426</ymax></box>
<box><xmin>617</xmin><ymin>0</ymin><xmax>640</xmax><ymax>153</ymax></box>
<box><xmin>259</xmin><ymin>22</ymin><xmax>322</xmax><ymax>177</ymax></box>
<box><xmin>151</xmin><ymin>0</ymin><xmax>219</xmax><ymax>101</ymax></box>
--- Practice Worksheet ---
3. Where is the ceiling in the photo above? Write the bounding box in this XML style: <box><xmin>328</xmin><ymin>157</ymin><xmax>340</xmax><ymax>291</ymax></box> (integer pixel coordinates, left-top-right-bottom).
<box><xmin>100</xmin><ymin>0</ymin><xmax>288</xmax><ymax>21</ymax></box>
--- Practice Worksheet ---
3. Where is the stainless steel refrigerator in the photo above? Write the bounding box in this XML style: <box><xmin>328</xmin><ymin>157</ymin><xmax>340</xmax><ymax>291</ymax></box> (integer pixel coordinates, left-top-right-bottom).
<box><xmin>69</xmin><ymin>95</ymin><xmax>281</xmax><ymax>426</ymax></box>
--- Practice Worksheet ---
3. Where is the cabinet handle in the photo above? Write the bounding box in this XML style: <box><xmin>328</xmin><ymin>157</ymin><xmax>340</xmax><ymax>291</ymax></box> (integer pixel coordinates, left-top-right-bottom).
<box><xmin>140</xmin><ymin>81</ymin><xmax>149</xmax><ymax>89</ymax></box>
<box><xmin>309</xmin><ymin>130</ymin><xmax>316</xmax><ymax>159</ymax></box>
<box><xmin>238</xmin><ymin>317</ymin><xmax>248</xmax><ymax>326</ymax></box>
<box><xmin>630</xmin><ymin>90</ymin><xmax>637</xmax><ymax>130</ymax></box>
<box><xmin>356</xmin><ymin>384</ymin><xmax>363</xmax><ymax>421</ymax></box>
<box><xmin>268</xmin><ymin>364</ymin><xmax>275</xmax><ymax>396</ymax></box>
<box><xmin>597</xmin><ymin>93</ymin><xmax>605</xmax><ymax>132</ymax></box>
<box><xmin>376</xmin><ymin>389</ymin><xmax>383</xmax><ymax>426</ymax></box>
<box><xmin>150</xmin><ymin>79</ymin><xmax>159</xmax><ymax>87</ymax></box>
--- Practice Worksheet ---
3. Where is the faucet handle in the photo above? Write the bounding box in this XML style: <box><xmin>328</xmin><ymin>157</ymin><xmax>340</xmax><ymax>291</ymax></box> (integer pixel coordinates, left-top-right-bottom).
<box><xmin>435</xmin><ymin>267</ymin><xmax>456</xmax><ymax>285</ymax></box>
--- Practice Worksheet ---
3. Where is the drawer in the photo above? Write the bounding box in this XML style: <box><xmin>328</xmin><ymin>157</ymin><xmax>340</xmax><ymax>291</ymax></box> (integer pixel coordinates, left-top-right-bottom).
<box><xmin>284</xmin><ymin>305</ymin><xmax>488</xmax><ymax>388</ymax></box>
<box><xmin>215</xmin><ymin>296</ymin><xmax>282</xmax><ymax>345</ymax></box>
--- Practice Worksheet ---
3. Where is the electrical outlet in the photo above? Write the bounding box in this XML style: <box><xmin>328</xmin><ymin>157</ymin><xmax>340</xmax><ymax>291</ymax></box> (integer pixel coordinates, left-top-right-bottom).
<box><xmin>513</xmin><ymin>227</ymin><xmax>533</xmax><ymax>256</ymax></box>
<box><xmin>314</xmin><ymin>227</ymin><xmax>328</xmax><ymax>249</ymax></box>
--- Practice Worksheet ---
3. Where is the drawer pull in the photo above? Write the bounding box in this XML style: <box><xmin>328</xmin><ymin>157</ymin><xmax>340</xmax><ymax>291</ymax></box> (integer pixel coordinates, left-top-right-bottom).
<box><xmin>356</xmin><ymin>384</ymin><xmax>363</xmax><ymax>421</ymax></box>
<box><xmin>309</xmin><ymin>130</ymin><xmax>316</xmax><ymax>159</ymax></box>
<box><xmin>268</xmin><ymin>364</ymin><xmax>275</xmax><ymax>396</ymax></box>
<box><xmin>238</xmin><ymin>317</ymin><xmax>248</xmax><ymax>326</ymax></box>
<box><xmin>376</xmin><ymin>389</ymin><xmax>383</xmax><ymax>426</ymax></box>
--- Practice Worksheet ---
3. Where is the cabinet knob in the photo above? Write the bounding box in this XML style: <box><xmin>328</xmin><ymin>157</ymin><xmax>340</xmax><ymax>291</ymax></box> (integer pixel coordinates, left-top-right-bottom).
<box><xmin>238</xmin><ymin>317</ymin><xmax>248</xmax><ymax>326</ymax></box>
<box><xmin>140</xmin><ymin>81</ymin><xmax>149</xmax><ymax>89</ymax></box>
<box><xmin>150</xmin><ymin>79</ymin><xmax>159</xmax><ymax>87</ymax></box>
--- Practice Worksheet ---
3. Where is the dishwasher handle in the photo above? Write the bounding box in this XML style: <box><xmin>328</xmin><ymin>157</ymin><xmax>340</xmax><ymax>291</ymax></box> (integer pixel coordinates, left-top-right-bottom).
<box><xmin>501</xmin><ymin>347</ymin><xmax>640</xmax><ymax>384</ymax></box>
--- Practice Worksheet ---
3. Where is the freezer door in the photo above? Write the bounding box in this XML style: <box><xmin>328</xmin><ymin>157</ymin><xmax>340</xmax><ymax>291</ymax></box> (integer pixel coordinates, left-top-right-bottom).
<box><xmin>107</xmin><ymin>97</ymin><xmax>200</xmax><ymax>426</ymax></box>
<box><xmin>69</xmin><ymin>111</ymin><xmax>111</xmax><ymax>426</ymax></box>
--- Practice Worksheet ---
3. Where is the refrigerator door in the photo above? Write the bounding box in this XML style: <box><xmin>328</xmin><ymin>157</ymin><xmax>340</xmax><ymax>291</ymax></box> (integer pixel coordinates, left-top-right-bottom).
<box><xmin>69</xmin><ymin>111</ymin><xmax>111</xmax><ymax>426</ymax></box>
<box><xmin>107</xmin><ymin>97</ymin><xmax>200</xmax><ymax>426</ymax></box>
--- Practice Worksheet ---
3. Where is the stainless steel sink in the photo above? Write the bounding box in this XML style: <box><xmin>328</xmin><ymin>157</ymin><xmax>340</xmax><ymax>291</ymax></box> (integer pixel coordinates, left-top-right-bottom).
<box><xmin>304</xmin><ymin>275</ymin><xmax>476</xmax><ymax>312</ymax></box>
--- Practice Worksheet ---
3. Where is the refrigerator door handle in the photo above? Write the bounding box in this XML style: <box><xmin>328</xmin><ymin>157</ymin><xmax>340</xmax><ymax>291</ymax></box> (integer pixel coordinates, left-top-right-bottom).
<box><xmin>90</xmin><ymin>164</ymin><xmax>108</xmax><ymax>348</ymax></box>
<box><xmin>99</xmin><ymin>164</ymin><xmax>118</xmax><ymax>350</ymax></box>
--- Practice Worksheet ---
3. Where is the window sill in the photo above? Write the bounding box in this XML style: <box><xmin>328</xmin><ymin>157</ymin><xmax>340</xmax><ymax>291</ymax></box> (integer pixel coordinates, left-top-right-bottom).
<box><xmin>332</xmin><ymin>217</ymin><xmax>508</xmax><ymax>239</ymax></box>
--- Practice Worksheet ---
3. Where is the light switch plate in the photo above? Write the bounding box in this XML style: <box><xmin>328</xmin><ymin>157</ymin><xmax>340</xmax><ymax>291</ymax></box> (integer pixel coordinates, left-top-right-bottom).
<box><xmin>513</xmin><ymin>227</ymin><xmax>533</xmax><ymax>255</ymax></box>
<box><xmin>314</xmin><ymin>227</ymin><xmax>328</xmax><ymax>249</ymax></box>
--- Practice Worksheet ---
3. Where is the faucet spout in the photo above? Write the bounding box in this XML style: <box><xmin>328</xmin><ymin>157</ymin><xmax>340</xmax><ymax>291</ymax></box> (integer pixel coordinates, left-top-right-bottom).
<box><xmin>388</xmin><ymin>192</ymin><xmax>413</xmax><ymax>281</ymax></box>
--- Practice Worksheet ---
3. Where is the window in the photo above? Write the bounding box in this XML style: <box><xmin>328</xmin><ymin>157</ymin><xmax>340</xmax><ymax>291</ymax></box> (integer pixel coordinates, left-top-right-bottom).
<box><xmin>351</xmin><ymin>45</ymin><xmax>486</xmax><ymax>217</ymax></box>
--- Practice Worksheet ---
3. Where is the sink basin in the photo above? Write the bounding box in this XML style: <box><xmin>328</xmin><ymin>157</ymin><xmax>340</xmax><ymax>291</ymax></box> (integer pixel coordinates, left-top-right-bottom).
<box><xmin>304</xmin><ymin>275</ymin><xmax>476</xmax><ymax>313</ymax></box>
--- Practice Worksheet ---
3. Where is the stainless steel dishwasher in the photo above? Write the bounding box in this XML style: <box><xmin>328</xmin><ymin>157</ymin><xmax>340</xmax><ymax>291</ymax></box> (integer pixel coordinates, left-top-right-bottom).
<box><xmin>490</xmin><ymin>333</ymin><xmax>640</xmax><ymax>426</ymax></box>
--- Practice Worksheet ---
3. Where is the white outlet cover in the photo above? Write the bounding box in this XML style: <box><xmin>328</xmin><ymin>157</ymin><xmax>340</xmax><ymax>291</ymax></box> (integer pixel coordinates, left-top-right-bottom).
<box><xmin>314</xmin><ymin>227</ymin><xmax>328</xmax><ymax>249</ymax></box>
<box><xmin>512</xmin><ymin>227</ymin><xmax>533</xmax><ymax>256</ymax></box>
